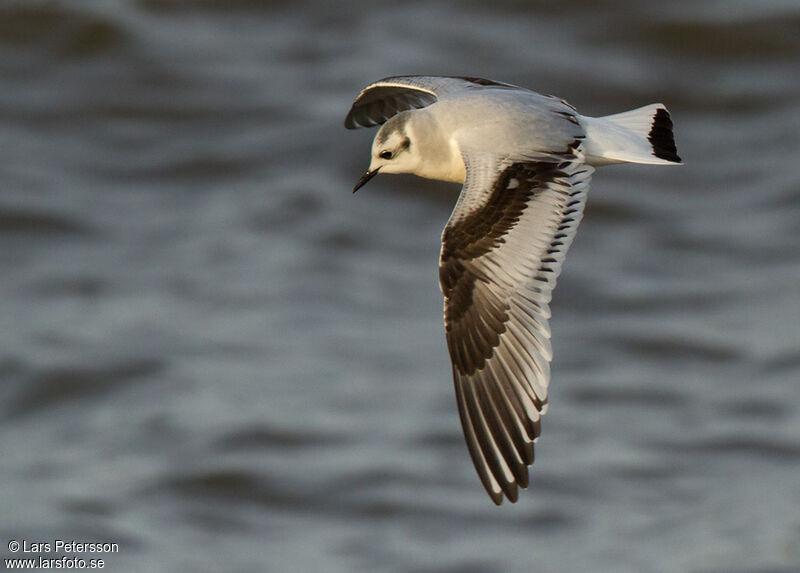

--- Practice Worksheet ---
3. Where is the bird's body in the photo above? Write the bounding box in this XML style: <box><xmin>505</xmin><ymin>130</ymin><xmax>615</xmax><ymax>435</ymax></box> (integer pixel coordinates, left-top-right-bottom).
<box><xmin>346</xmin><ymin>76</ymin><xmax>681</xmax><ymax>505</ymax></box>
<box><xmin>411</xmin><ymin>90</ymin><xmax>575</xmax><ymax>178</ymax></box>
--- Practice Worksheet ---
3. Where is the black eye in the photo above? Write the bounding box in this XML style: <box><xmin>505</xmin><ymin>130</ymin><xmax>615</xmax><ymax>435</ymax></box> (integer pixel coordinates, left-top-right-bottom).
<box><xmin>379</xmin><ymin>150</ymin><xmax>393</xmax><ymax>160</ymax></box>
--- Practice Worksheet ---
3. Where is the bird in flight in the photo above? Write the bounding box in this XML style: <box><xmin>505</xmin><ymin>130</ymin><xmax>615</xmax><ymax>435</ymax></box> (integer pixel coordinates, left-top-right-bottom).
<box><xmin>345</xmin><ymin>76</ymin><xmax>681</xmax><ymax>504</ymax></box>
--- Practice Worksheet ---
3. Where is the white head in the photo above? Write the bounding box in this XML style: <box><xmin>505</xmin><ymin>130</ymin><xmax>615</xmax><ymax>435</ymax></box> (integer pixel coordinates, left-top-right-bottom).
<box><xmin>352</xmin><ymin>112</ymin><xmax>421</xmax><ymax>192</ymax></box>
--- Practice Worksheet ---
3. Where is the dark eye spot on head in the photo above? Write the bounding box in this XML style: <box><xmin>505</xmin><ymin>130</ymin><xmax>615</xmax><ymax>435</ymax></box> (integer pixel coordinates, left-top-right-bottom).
<box><xmin>401</xmin><ymin>137</ymin><xmax>410</xmax><ymax>150</ymax></box>
<box><xmin>379</xmin><ymin>150</ymin><xmax>393</xmax><ymax>160</ymax></box>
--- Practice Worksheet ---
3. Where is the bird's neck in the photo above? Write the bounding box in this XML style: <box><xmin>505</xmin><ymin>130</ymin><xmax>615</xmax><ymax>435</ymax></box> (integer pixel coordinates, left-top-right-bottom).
<box><xmin>408</xmin><ymin>112</ymin><xmax>467</xmax><ymax>184</ymax></box>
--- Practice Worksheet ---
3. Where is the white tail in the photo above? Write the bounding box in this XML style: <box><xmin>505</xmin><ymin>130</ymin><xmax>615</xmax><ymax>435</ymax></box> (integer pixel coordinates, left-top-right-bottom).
<box><xmin>580</xmin><ymin>104</ymin><xmax>682</xmax><ymax>166</ymax></box>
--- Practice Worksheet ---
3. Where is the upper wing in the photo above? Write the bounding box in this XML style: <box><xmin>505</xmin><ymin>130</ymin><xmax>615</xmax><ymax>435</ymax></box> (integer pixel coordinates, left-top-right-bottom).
<box><xmin>344</xmin><ymin>76</ymin><xmax>518</xmax><ymax>129</ymax></box>
<box><xmin>439</xmin><ymin>143</ymin><xmax>594</xmax><ymax>504</ymax></box>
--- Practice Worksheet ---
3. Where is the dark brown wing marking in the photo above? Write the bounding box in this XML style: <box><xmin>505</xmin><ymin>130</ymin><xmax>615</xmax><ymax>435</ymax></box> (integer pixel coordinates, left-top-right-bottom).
<box><xmin>440</xmin><ymin>160</ymin><xmax>571</xmax><ymax>376</ymax></box>
<box><xmin>453</xmin><ymin>76</ymin><xmax>518</xmax><ymax>88</ymax></box>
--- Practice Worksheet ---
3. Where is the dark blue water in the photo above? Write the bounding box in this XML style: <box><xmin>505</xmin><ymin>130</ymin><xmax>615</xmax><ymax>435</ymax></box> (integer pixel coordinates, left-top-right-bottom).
<box><xmin>2</xmin><ymin>1</ymin><xmax>799</xmax><ymax>571</ymax></box>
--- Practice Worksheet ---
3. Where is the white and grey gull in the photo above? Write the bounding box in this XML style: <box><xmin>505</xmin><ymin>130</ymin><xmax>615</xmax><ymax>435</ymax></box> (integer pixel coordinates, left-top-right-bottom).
<box><xmin>345</xmin><ymin>76</ymin><xmax>681</xmax><ymax>505</ymax></box>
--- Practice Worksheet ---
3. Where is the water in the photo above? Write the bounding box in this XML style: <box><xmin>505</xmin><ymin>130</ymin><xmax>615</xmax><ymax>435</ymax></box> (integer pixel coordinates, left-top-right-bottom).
<box><xmin>1</xmin><ymin>1</ymin><xmax>799</xmax><ymax>572</ymax></box>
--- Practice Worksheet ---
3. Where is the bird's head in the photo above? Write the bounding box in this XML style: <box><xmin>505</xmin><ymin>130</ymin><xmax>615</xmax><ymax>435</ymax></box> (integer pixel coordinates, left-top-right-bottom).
<box><xmin>353</xmin><ymin>112</ymin><xmax>420</xmax><ymax>192</ymax></box>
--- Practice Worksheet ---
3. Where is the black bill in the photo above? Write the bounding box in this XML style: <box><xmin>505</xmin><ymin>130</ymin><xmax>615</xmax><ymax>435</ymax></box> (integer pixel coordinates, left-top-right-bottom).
<box><xmin>352</xmin><ymin>168</ymin><xmax>380</xmax><ymax>193</ymax></box>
